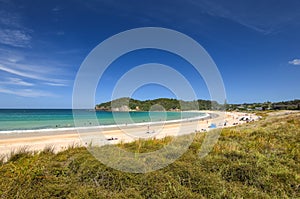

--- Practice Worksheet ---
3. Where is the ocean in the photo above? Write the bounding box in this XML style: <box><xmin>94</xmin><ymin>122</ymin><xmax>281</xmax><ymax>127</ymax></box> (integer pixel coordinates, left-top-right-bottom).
<box><xmin>0</xmin><ymin>109</ymin><xmax>206</xmax><ymax>132</ymax></box>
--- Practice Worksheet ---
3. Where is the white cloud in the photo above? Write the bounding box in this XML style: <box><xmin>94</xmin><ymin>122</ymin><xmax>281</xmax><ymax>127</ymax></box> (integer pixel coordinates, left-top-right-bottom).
<box><xmin>56</xmin><ymin>31</ymin><xmax>65</xmax><ymax>36</ymax></box>
<box><xmin>0</xmin><ymin>8</ymin><xmax>32</xmax><ymax>48</ymax></box>
<box><xmin>288</xmin><ymin>59</ymin><xmax>300</xmax><ymax>65</ymax></box>
<box><xmin>0</xmin><ymin>77</ymin><xmax>34</xmax><ymax>86</ymax></box>
<box><xmin>52</xmin><ymin>6</ymin><xmax>63</xmax><ymax>12</ymax></box>
<box><xmin>0</xmin><ymin>48</ymin><xmax>70</xmax><ymax>88</ymax></box>
<box><xmin>0</xmin><ymin>2</ymin><xmax>69</xmax><ymax>100</ymax></box>
<box><xmin>189</xmin><ymin>0</ymin><xmax>300</xmax><ymax>34</ymax></box>
<box><xmin>44</xmin><ymin>82</ymin><xmax>67</xmax><ymax>87</ymax></box>
<box><xmin>0</xmin><ymin>13</ymin><xmax>20</xmax><ymax>28</ymax></box>
<box><xmin>0</xmin><ymin>87</ymin><xmax>56</xmax><ymax>97</ymax></box>
<box><xmin>0</xmin><ymin>64</ymin><xmax>68</xmax><ymax>84</ymax></box>
<box><xmin>0</xmin><ymin>29</ymin><xmax>32</xmax><ymax>48</ymax></box>
<box><xmin>0</xmin><ymin>48</ymin><xmax>24</xmax><ymax>63</ymax></box>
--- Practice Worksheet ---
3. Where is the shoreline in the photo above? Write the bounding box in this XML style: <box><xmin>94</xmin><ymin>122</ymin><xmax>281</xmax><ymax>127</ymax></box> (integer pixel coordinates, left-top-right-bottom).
<box><xmin>0</xmin><ymin>112</ymin><xmax>210</xmax><ymax>134</ymax></box>
<box><xmin>0</xmin><ymin>111</ymin><xmax>259</xmax><ymax>157</ymax></box>
<box><xmin>0</xmin><ymin>111</ymin><xmax>208</xmax><ymax>134</ymax></box>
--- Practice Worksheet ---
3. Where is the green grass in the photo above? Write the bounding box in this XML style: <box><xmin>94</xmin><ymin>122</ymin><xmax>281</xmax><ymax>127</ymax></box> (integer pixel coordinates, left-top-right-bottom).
<box><xmin>0</xmin><ymin>111</ymin><xmax>299</xmax><ymax>198</ymax></box>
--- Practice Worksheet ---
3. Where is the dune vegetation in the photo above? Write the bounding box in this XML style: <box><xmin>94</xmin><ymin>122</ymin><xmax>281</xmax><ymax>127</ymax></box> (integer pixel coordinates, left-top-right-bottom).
<box><xmin>0</xmin><ymin>111</ymin><xmax>299</xmax><ymax>198</ymax></box>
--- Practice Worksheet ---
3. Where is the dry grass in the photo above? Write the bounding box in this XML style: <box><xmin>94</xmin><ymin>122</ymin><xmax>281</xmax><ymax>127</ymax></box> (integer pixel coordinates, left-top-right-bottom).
<box><xmin>0</xmin><ymin>111</ymin><xmax>299</xmax><ymax>198</ymax></box>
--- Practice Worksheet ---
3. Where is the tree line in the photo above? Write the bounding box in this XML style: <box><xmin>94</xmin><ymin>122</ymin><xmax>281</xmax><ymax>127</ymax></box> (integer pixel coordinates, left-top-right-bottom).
<box><xmin>96</xmin><ymin>98</ymin><xmax>300</xmax><ymax>111</ymax></box>
<box><xmin>95</xmin><ymin>97</ymin><xmax>222</xmax><ymax>111</ymax></box>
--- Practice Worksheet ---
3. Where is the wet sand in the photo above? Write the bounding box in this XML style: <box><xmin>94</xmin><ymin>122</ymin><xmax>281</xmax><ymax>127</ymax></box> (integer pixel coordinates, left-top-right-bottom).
<box><xmin>0</xmin><ymin>111</ymin><xmax>259</xmax><ymax>157</ymax></box>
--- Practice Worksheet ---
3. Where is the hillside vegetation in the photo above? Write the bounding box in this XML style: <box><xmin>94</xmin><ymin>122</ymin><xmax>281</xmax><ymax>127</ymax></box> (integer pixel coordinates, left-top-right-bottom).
<box><xmin>95</xmin><ymin>98</ymin><xmax>300</xmax><ymax>111</ymax></box>
<box><xmin>0</xmin><ymin>111</ymin><xmax>299</xmax><ymax>198</ymax></box>
<box><xmin>95</xmin><ymin>97</ymin><xmax>222</xmax><ymax>111</ymax></box>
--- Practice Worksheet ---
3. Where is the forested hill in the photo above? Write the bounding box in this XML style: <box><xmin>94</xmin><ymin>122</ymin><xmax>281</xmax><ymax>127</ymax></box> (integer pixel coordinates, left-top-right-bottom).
<box><xmin>95</xmin><ymin>98</ymin><xmax>300</xmax><ymax>111</ymax></box>
<box><xmin>95</xmin><ymin>98</ymin><xmax>220</xmax><ymax>111</ymax></box>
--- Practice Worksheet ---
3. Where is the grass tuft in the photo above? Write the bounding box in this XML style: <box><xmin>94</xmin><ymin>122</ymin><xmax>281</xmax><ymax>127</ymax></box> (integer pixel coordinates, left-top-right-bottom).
<box><xmin>8</xmin><ymin>146</ymin><xmax>32</xmax><ymax>162</ymax></box>
<box><xmin>0</xmin><ymin>111</ymin><xmax>299</xmax><ymax>198</ymax></box>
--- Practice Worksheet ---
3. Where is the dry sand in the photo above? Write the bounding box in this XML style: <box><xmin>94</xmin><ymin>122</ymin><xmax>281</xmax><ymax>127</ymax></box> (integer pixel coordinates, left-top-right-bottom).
<box><xmin>0</xmin><ymin>111</ymin><xmax>259</xmax><ymax>157</ymax></box>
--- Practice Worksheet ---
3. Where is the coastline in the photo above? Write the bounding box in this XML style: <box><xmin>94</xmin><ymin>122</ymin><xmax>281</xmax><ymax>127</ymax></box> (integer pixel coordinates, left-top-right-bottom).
<box><xmin>0</xmin><ymin>110</ymin><xmax>206</xmax><ymax>132</ymax></box>
<box><xmin>0</xmin><ymin>111</ymin><xmax>259</xmax><ymax>157</ymax></box>
<box><xmin>0</xmin><ymin>111</ymin><xmax>209</xmax><ymax>134</ymax></box>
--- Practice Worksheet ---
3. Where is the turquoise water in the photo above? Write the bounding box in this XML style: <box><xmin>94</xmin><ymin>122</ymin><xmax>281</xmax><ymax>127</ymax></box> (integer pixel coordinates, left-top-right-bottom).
<box><xmin>0</xmin><ymin>109</ymin><xmax>205</xmax><ymax>131</ymax></box>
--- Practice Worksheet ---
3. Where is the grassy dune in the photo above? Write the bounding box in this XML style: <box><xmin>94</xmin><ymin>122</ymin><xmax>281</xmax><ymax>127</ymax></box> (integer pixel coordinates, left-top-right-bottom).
<box><xmin>0</xmin><ymin>111</ymin><xmax>299</xmax><ymax>198</ymax></box>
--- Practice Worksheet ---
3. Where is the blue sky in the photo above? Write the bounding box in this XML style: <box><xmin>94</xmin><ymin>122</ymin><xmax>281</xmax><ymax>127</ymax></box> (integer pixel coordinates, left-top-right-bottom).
<box><xmin>0</xmin><ymin>0</ymin><xmax>299</xmax><ymax>108</ymax></box>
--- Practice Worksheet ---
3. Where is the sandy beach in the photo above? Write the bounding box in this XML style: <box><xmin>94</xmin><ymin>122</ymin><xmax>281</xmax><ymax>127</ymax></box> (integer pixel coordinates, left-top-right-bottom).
<box><xmin>0</xmin><ymin>111</ymin><xmax>259</xmax><ymax>157</ymax></box>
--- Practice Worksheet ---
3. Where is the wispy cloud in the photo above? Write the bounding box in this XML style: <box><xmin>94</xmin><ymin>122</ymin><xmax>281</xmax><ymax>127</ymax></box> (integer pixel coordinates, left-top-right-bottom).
<box><xmin>0</xmin><ymin>64</ymin><xmax>67</xmax><ymax>84</ymax></box>
<box><xmin>0</xmin><ymin>77</ymin><xmax>34</xmax><ymax>86</ymax></box>
<box><xmin>56</xmin><ymin>31</ymin><xmax>65</xmax><ymax>36</ymax></box>
<box><xmin>0</xmin><ymin>87</ymin><xmax>56</xmax><ymax>97</ymax></box>
<box><xmin>0</xmin><ymin>50</ymin><xmax>69</xmax><ymax>74</ymax></box>
<box><xmin>0</xmin><ymin>4</ymin><xmax>33</xmax><ymax>48</ymax></box>
<box><xmin>188</xmin><ymin>0</ymin><xmax>300</xmax><ymax>34</ymax></box>
<box><xmin>0</xmin><ymin>10</ymin><xmax>21</xmax><ymax>28</ymax></box>
<box><xmin>289</xmin><ymin>59</ymin><xmax>300</xmax><ymax>65</ymax></box>
<box><xmin>78</xmin><ymin>0</ymin><xmax>300</xmax><ymax>35</ymax></box>
<box><xmin>52</xmin><ymin>6</ymin><xmax>63</xmax><ymax>12</ymax></box>
<box><xmin>0</xmin><ymin>1</ymin><xmax>75</xmax><ymax>102</ymax></box>
<box><xmin>0</xmin><ymin>29</ymin><xmax>32</xmax><ymax>48</ymax></box>
<box><xmin>0</xmin><ymin>46</ymin><xmax>71</xmax><ymax>93</ymax></box>
<box><xmin>44</xmin><ymin>82</ymin><xmax>67</xmax><ymax>87</ymax></box>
